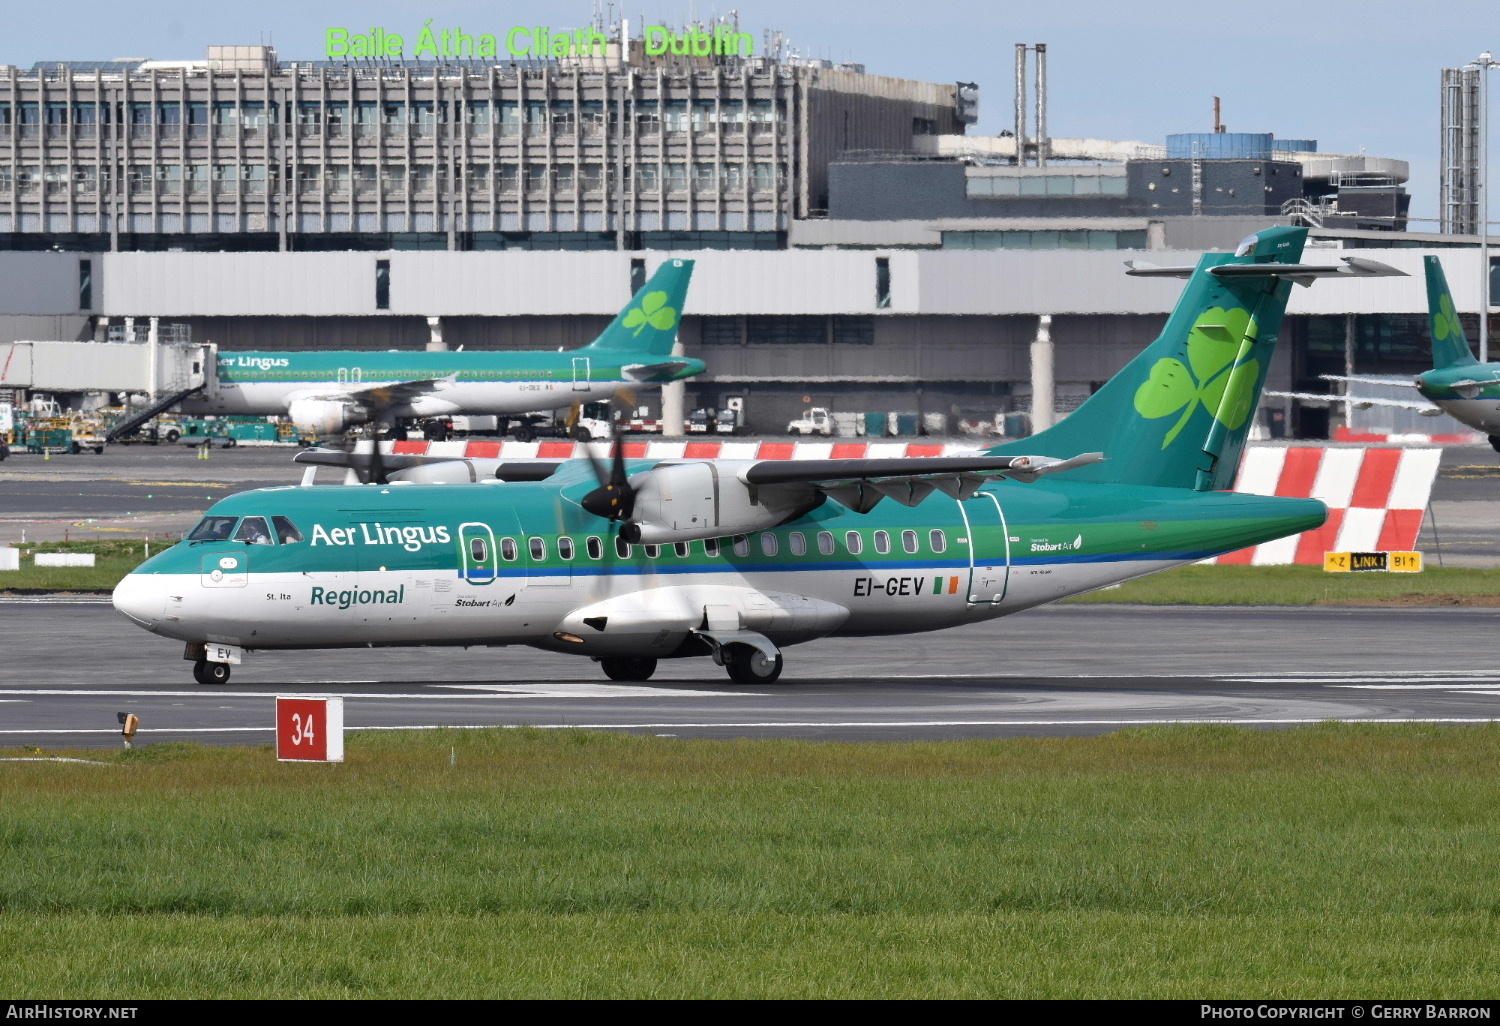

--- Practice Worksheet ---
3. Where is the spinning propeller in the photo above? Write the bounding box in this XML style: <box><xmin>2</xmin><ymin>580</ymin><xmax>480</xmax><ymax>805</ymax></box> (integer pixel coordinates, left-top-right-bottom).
<box><xmin>578</xmin><ymin>398</ymin><xmax>639</xmax><ymax>538</ymax></box>
<box><xmin>342</xmin><ymin>421</ymin><xmax>390</xmax><ymax>485</ymax></box>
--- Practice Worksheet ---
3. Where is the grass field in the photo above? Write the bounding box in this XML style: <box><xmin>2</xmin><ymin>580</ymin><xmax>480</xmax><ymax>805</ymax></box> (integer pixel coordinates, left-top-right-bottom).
<box><xmin>5</xmin><ymin>725</ymin><xmax>1500</xmax><ymax>998</ymax></box>
<box><xmin>1068</xmin><ymin>563</ymin><xmax>1500</xmax><ymax>606</ymax></box>
<box><xmin>0</xmin><ymin>540</ymin><xmax>148</xmax><ymax>592</ymax></box>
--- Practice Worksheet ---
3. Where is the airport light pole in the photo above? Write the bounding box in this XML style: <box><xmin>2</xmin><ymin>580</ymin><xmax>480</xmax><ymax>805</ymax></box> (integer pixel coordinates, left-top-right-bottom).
<box><xmin>1470</xmin><ymin>51</ymin><xmax>1500</xmax><ymax>362</ymax></box>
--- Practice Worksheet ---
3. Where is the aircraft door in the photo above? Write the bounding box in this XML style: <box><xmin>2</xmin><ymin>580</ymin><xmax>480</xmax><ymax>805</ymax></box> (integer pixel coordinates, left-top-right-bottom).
<box><xmin>458</xmin><ymin>523</ymin><xmax>499</xmax><ymax>585</ymax></box>
<box><xmin>572</xmin><ymin>357</ymin><xmax>591</xmax><ymax>391</ymax></box>
<box><xmin>959</xmin><ymin>491</ymin><xmax>1009</xmax><ymax>604</ymax></box>
<box><xmin>337</xmin><ymin>367</ymin><xmax>348</xmax><ymax>385</ymax></box>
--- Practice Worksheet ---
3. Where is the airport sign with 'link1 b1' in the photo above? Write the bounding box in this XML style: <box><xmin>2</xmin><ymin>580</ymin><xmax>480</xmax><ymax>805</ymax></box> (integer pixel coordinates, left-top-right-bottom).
<box><xmin>1323</xmin><ymin>552</ymin><xmax>1424</xmax><ymax>573</ymax></box>
<box><xmin>325</xmin><ymin>23</ymin><xmax>754</xmax><ymax>59</ymax></box>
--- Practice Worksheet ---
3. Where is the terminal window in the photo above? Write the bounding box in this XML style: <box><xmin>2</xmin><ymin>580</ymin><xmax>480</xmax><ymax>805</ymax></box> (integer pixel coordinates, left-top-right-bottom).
<box><xmin>942</xmin><ymin>230</ymin><xmax>1147</xmax><ymax>251</ymax></box>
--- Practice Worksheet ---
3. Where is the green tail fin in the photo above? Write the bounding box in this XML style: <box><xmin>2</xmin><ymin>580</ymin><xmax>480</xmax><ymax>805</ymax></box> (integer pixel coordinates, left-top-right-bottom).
<box><xmin>988</xmin><ymin>226</ymin><xmax>1308</xmax><ymax>492</ymax></box>
<box><xmin>1425</xmin><ymin>255</ymin><xmax>1478</xmax><ymax>369</ymax></box>
<box><xmin>583</xmin><ymin>259</ymin><xmax>695</xmax><ymax>356</ymax></box>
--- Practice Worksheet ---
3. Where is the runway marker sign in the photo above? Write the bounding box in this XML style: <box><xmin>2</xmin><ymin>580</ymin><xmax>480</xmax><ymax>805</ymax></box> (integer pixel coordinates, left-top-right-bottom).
<box><xmin>276</xmin><ymin>697</ymin><xmax>344</xmax><ymax>762</ymax></box>
<box><xmin>1323</xmin><ymin>551</ymin><xmax>1422</xmax><ymax>573</ymax></box>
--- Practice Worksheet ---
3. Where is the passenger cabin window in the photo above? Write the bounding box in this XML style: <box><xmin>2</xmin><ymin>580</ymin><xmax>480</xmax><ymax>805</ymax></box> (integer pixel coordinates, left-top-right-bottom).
<box><xmin>704</xmin><ymin>538</ymin><xmax>720</xmax><ymax>557</ymax></box>
<box><xmin>732</xmin><ymin>535</ymin><xmax>749</xmax><ymax>557</ymax></box>
<box><xmin>817</xmin><ymin>531</ymin><xmax>835</xmax><ymax>555</ymax></box>
<box><xmin>271</xmin><ymin>516</ymin><xmax>304</xmax><ymax>544</ymax></box>
<box><xmin>845</xmin><ymin>531</ymin><xmax>863</xmax><ymax>555</ymax></box>
<box><xmin>874</xmin><ymin>530</ymin><xmax>891</xmax><ymax>554</ymax></box>
<box><xmin>902</xmin><ymin>529</ymin><xmax>918</xmax><ymax>554</ymax></box>
<box><xmin>929</xmin><ymin>530</ymin><xmax>947</xmax><ymax>553</ymax></box>
<box><xmin>558</xmin><ymin>537</ymin><xmax>575</xmax><ymax>560</ymax></box>
<box><xmin>470</xmin><ymin>537</ymin><xmax>489</xmax><ymax>562</ymax></box>
<box><xmin>644</xmin><ymin>544</ymin><xmax>660</xmax><ymax>558</ymax></box>
<box><xmin>789</xmin><ymin>532</ymin><xmax>806</xmax><ymax>556</ymax></box>
<box><xmin>500</xmin><ymin>538</ymin><xmax>518</xmax><ymax>561</ymax></box>
<box><xmin>615</xmin><ymin>536</ymin><xmax>632</xmax><ymax>558</ymax></box>
<box><xmin>188</xmin><ymin>516</ymin><xmax>238</xmax><ymax>542</ymax></box>
<box><xmin>586</xmin><ymin>536</ymin><xmax>603</xmax><ymax>559</ymax></box>
<box><xmin>760</xmin><ymin>533</ymin><xmax>778</xmax><ymax>556</ymax></box>
<box><xmin>529</xmin><ymin>537</ymin><xmax>547</xmax><ymax>560</ymax></box>
<box><xmin>234</xmin><ymin>516</ymin><xmax>274</xmax><ymax>545</ymax></box>
<box><xmin>674</xmin><ymin>542</ymin><xmax>690</xmax><ymax>557</ymax></box>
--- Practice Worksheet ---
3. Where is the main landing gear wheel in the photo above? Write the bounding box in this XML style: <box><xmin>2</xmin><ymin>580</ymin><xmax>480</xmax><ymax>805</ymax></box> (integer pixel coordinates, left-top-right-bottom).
<box><xmin>1489</xmin><ymin>435</ymin><xmax>1500</xmax><ymax>454</ymax></box>
<box><xmin>193</xmin><ymin>659</ymin><xmax>231</xmax><ymax>685</ymax></box>
<box><xmin>600</xmin><ymin>656</ymin><xmax>657</xmax><ymax>682</ymax></box>
<box><xmin>725</xmin><ymin>645</ymin><xmax>784</xmax><ymax>684</ymax></box>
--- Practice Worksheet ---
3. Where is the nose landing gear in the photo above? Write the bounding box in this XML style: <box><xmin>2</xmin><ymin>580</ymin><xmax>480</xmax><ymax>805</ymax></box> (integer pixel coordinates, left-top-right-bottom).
<box><xmin>193</xmin><ymin>659</ymin><xmax>231</xmax><ymax>685</ymax></box>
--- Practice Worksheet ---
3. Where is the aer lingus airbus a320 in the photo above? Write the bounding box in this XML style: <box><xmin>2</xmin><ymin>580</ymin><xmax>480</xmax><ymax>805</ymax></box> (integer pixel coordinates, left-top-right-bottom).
<box><xmin>113</xmin><ymin>226</ymin><xmax>1403</xmax><ymax>686</ymax></box>
<box><xmin>177</xmin><ymin>259</ymin><xmax>702</xmax><ymax>437</ymax></box>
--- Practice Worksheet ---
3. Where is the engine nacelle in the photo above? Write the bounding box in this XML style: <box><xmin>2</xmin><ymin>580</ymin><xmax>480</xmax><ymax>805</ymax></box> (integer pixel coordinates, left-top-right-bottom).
<box><xmin>625</xmin><ymin>460</ymin><xmax>814</xmax><ymax>544</ymax></box>
<box><xmin>287</xmin><ymin>398</ymin><xmax>364</xmax><ymax>437</ymax></box>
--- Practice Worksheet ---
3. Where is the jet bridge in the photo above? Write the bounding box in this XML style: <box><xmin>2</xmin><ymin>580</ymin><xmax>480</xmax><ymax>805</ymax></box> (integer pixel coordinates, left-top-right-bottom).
<box><xmin>0</xmin><ymin>340</ymin><xmax>216</xmax><ymax>398</ymax></box>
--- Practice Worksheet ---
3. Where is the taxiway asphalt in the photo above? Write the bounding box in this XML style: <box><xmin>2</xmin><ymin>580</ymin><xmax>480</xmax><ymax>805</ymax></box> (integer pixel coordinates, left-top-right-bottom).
<box><xmin>3</xmin><ymin>603</ymin><xmax>1498</xmax><ymax>746</ymax></box>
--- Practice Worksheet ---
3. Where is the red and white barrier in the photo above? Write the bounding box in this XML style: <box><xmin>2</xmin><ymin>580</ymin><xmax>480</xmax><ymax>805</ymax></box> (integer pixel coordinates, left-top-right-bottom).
<box><xmin>378</xmin><ymin>439</ymin><xmax>1443</xmax><ymax>568</ymax></box>
<box><xmin>1333</xmin><ymin>427</ymin><xmax>1482</xmax><ymax>446</ymax></box>
<box><xmin>1210</xmin><ymin>446</ymin><xmax>1442</xmax><ymax>566</ymax></box>
<box><xmin>383</xmin><ymin>439</ymin><xmax>985</xmax><ymax>460</ymax></box>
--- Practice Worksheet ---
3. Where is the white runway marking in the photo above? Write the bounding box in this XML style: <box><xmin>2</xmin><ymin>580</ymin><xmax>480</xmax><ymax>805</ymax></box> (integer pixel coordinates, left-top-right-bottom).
<box><xmin>1236</xmin><ymin>678</ymin><xmax>1500</xmax><ymax>685</ymax></box>
<box><xmin>0</xmin><ymin>686</ymin><xmax>749</xmax><ymax>700</ymax></box>
<box><xmin>436</xmin><ymin>683</ymin><xmax>757</xmax><ymax>697</ymax></box>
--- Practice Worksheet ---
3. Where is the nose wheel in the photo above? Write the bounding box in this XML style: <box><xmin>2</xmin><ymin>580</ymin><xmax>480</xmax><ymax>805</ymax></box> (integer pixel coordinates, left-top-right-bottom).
<box><xmin>193</xmin><ymin>659</ymin><xmax>232</xmax><ymax>686</ymax></box>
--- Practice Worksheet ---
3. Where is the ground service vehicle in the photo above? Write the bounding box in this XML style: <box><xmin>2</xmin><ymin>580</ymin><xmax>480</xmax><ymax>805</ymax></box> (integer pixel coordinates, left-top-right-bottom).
<box><xmin>787</xmin><ymin>408</ymin><xmax>833</xmax><ymax>436</ymax></box>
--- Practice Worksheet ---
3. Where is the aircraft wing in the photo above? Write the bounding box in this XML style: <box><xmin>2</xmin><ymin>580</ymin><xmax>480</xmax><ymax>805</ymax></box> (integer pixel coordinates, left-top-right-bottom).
<box><xmin>295</xmin><ymin>375</ymin><xmax>458</xmax><ymax>413</ymax></box>
<box><xmin>1264</xmin><ymin>390</ymin><xmax>1437</xmax><ymax>412</ymax></box>
<box><xmin>1126</xmin><ymin>256</ymin><xmax>1406</xmax><ymax>287</ymax></box>
<box><xmin>622</xmin><ymin>360</ymin><xmax>698</xmax><ymax>382</ymax></box>
<box><xmin>739</xmin><ymin>452</ymin><xmax>1105</xmax><ymax>512</ymax></box>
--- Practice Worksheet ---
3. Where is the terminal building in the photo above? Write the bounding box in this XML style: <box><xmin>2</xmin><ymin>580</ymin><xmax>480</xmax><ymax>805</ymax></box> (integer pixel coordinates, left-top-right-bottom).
<box><xmin>0</xmin><ymin>26</ymin><xmax>1487</xmax><ymax>438</ymax></box>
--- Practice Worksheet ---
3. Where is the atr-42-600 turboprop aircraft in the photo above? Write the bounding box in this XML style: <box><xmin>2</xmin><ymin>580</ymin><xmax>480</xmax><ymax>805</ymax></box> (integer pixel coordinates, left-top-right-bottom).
<box><xmin>114</xmin><ymin>227</ymin><xmax>1404</xmax><ymax>686</ymax></box>
<box><xmin>177</xmin><ymin>260</ymin><xmax>702</xmax><ymax>437</ymax></box>
<box><xmin>1269</xmin><ymin>256</ymin><xmax>1500</xmax><ymax>450</ymax></box>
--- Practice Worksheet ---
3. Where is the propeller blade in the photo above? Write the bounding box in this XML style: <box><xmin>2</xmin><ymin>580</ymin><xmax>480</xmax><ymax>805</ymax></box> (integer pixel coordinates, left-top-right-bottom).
<box><xmin>578</xmin><ymin>406</ymin><xmax>637</xmax><ymax>524</ymax></box>
<box><xmin>366</xmin><ymin>422</ymin><xmax>389</xmax><ymax>485</ymax></box>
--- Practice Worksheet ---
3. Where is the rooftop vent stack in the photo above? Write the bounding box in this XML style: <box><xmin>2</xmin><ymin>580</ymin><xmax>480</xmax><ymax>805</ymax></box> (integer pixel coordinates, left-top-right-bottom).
<box><xmin>1035</xmin><ymin>43</ymin><xmax>1047</xmax><ymax>166</ymax></box>
<box><xmin>1440</xmin><ymin>66</ymin><xmax>1481</xmax><ymax>235</ymax></box>
<box><xmin>1014</xmin><ymin>44</ymin><xmax>1027</xmax><ymax>166</ymax></box>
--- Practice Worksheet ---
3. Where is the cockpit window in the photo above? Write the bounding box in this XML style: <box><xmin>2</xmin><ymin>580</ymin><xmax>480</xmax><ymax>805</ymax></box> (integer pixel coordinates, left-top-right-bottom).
<box><xmin>187</xmin><ymin>516</ymin><xmax>238</xmax><ymax>542</ymax></box>
<box><xmin>271</xmin><ymin>516</ymin><xmax>304</xmax><ymax>544</ymax></box>
<box><xmin>233</xmin><ymin>516</ymin><xmax>274</xmax><ymax>546</ymax></box>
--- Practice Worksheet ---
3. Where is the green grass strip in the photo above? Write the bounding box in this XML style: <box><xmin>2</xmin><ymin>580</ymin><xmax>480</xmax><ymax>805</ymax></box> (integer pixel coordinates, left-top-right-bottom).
<box><xmin>5</xmin><ymin>725</ymin><xmax>1500</xmax><ymax>996</ymax></box>
<box><xmin>1069</xmin><ymin>563</ymin><xmax>1500</xmax><ymax>606</ymax></box>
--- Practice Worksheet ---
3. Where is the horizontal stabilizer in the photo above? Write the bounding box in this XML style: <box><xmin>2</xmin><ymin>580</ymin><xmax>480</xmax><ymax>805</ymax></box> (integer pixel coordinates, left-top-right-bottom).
<box><xmin>622</xmin><ymin>359</ymin><xmax>698</xmax><ymax>382</ymax></box>
<box><xmin>1264</xmin><ymin>391</ymin><xmax>1435</xmax><ymax>412</ymax></box>
<box><xmin>1127</xmin><ymin>256</ymin><xmax>1406</xmax><ymax>286</ymax></box>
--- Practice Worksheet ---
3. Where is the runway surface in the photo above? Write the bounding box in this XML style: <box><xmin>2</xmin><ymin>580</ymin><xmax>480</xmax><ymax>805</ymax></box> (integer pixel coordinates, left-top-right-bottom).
<box><xmin>4</xmin><ymin>603</ymin><xmax>1499</xmax><ymax>745</ymax></box>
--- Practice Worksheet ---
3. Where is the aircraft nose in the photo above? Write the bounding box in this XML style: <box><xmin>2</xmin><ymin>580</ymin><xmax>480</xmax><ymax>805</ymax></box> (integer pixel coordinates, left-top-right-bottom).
<box><xmin>112</xmin><ymin>574</ymin><xmax>166</xmax><ymax>630</ymax></box>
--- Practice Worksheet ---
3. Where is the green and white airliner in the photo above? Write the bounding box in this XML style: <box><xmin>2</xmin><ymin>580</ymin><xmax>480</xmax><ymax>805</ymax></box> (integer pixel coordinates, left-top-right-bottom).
<box><xmin>178</xmin><ymin>259</ymin><xmax>702</xmax><ymax>436</ymax></box>
<box><xmin>114</xmin><ymin>226</ymin><xmax>1403</xmax><ymax>686</ymax></box>
<box><xmin>1272</xmin><ymin>255</ymin><xmax>1500</xmax><ymax>450</ymax></box>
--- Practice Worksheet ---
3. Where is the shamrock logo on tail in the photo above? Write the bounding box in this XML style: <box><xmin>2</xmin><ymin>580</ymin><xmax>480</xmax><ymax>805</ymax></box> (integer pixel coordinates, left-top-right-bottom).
<box><xmin>1133</xmin><ymin>307</ymin><xmax>1259</xmax><ymax>448</ymax></box>
<box><xmin>1433</xmin><ymin>293</ymin><xmax>1463</xmax><ymax>341</ymax></box>
<box><xmin>623</xmin><ymin>290</ymin><xmax>678</xmax><ymax>336</ymax></box>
